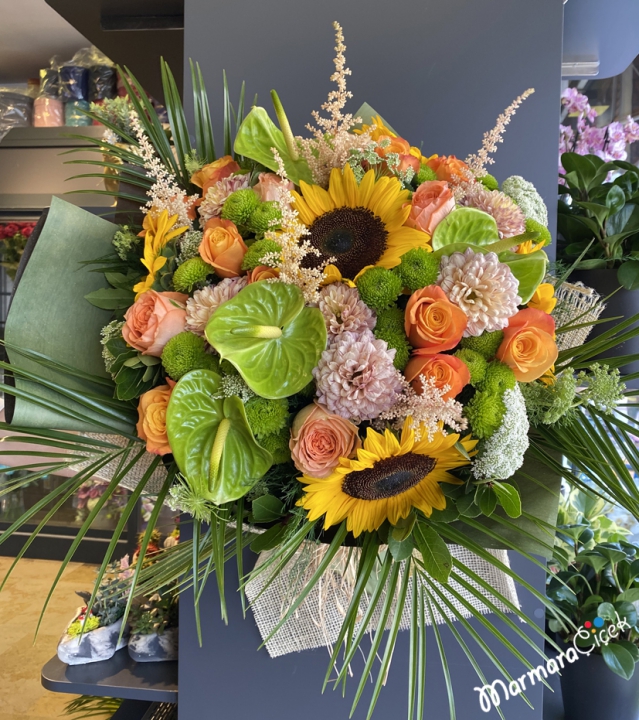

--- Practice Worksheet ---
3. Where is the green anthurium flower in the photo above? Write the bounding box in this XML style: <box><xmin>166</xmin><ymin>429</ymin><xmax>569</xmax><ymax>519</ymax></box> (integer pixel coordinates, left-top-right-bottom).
<box><xmin>166</xmin><ymin>369</ymin><xmax>272</xmax><ymax>504</ymax></box>
<box><xmin>205</xmin><ymin>281</ymin><xmax>327</xmax><ymax>399</ymax></box>
<box><xmin>431</xmin><ymin>207</ymin><xmax>500</xmax><ymax>250</ymax></box>
<box><xmin>498</xmin><ymin>249</ymin><xmax>548</xmax><ymax>304</ymax></box>
<box><xmin>234</xmin><ymin>106</ymin><xmax>312</xmax><ymax>185</ymax></box>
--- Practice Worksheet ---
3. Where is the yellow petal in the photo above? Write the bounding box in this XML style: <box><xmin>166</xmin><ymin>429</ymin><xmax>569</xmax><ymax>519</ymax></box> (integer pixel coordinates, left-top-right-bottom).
<box><xmin>328</xmin><ymin>168</ymin><xmax>346</xmax><ymax>208</ymax></box>
<box><xmin>342</xmin><ymin>164</ymin><xmax>359</xmax><ymax>208</ymax></box>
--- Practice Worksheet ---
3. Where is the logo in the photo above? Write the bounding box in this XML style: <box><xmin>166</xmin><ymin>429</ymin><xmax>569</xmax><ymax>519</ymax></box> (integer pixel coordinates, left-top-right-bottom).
<box><xmin>474</xmin><ymin>613</ymin><xmax>630</xmax><ymax>713</ymax></box>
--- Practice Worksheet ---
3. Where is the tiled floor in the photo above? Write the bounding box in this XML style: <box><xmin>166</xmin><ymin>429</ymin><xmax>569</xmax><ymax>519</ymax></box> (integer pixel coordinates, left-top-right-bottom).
<box><xmin>0</xmin><ymin>557</ymin><xmax>98</xmax><ymax>720</ymax></box>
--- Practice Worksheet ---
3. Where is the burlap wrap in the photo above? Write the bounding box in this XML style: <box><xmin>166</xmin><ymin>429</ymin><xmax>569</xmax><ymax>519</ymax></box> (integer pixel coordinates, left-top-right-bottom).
<box><xmin>245</xmin><ymin>542</ymin><xmax>519</xmax><ymax>658</ymax></box>
<box><xmin>551</xmin><ymin>280</ymin><xmax>604</xmax><ymax>351</ymax></box>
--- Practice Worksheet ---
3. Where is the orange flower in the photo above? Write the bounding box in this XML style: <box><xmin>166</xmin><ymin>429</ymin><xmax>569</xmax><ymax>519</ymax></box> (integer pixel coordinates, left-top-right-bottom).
<box><xmin>199</xmin><ymin>218</ymin><xmax>248</xmax><ymax>278</ymax></box>
<box><xmin>376</xmin><ymin>135</ymin><xmax>421</xmax><ymax>175</ymax></box>
<box><xmin>426</xmin><ymin>155</ymin><xmax>470</xmax><ymax>184</ymax></box>
<box><xmin>496</xmin><ymin>308</ymin><xmax>558</xmax><ymax>382</ymax></box>
<box><xmin>405</xmin><ymin>352</ymin><xmax>470</xmax><ymax>400</ymax></box>
<box><xmin>404</xmin><ymin>285</ymin><xmax>468</xmax><ymax>354</ymax></box>
<box><xmin>190</xmin><ymin>156</ymin><xmax>240</xmax><ymax>194</ymax></box>
<box><xmin>123</xmin><ymin>290</ymin><xmax>187</xmax><ymax>357</ymax></box>
<box><xmin>136</xmin><ymin>384</ymin><xmax>173</xmax><ymax>455</ymax></box>
<box><xmin>406</xmin><ymin>181</ymin><xmax>455</xmax><ymax>235</ymax></box>
<box><xmin>247</xmin><ymin>265</ymin><xmax>279</xmax><ymax>283</ymax></box>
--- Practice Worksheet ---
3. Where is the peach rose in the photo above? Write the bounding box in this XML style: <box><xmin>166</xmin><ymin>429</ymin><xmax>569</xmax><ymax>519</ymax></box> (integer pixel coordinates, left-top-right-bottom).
<box><xmin>496</xmin><ymin>308</ymin><xmax>558</xmax><ymax>382</ymax></box>
<box><xmin>426</xmin><ymin>155</ymin><xmax>470</xmax><ymax>183</ymax></box>
<box><xmin>136</xmin><ymin>384</ymin><xmax>173</xmax><ymax>455</ymax></box>
<box><xmin>290</xmin><ymin>402</ymin><xmax>361</xmax><ymax>478</ymax></box>
<box><xmin>247</xmin><ymin>265</ymin><xmax>279</xmax><ymax>283</ymax></box>
<box><xmin>253</xmin><ymin>172</ymin><xmax>294</xmax><ymax>202</ymax></box>
<box><xmin>406</xmin><ymin>181</ymin><xmax>455</xmax><ymax>235</ymax></box>
<box><xmin>123</xmin><ymin>290</ymin><xmax>188</xmax><ymax>357</ymax></box>
<box><xmin>376</xmin><ymin>135</ymin><xmax>421</xmax><ymax>175</ymax></box>
<box><xmin>200</xmin><ymin>218</ymin><xmax>248</xmax><ymax>278</ymax></box>
<box><xmin>405</xmin><ymin>285</ymin><xmax>467</xmax><ymax>354</ymax></box>
<box><xmin>405</xmin><ymin>352</ymin><xmax>470</xmax><ymax>400</ymax></box>
<box><xmin>190</xmin><ymin>156</ymin><xmax>240</xmax><ymax>194</ymax></box>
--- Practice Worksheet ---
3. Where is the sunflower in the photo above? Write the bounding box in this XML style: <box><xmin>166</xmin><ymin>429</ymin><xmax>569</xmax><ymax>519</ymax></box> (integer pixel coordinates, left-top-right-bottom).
<box><xmin>291</xmin><ymin>165</ymin><xmax>430</xmax><ymax>279</ymax></box>
<box><xmin>298</xmin><ymin>418</ymin><xmax>477</xmax><ymax>537</ymax></box>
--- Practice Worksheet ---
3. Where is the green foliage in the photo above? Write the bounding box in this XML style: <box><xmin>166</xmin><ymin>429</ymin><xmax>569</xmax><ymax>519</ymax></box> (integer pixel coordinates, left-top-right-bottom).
<box><xmin>576</xmin><ymin>363</ymin><xmax>625</xmax><ymax>412</ymax></box>
<box><xmin>172</xmin><ymin>257</ymin><xmax>215</xmax><ymax>292</ymax></box>
<box><xmin>373</xmin><ymin>306</ymin><xmax>411</xmax><ymax>370</ymax></box>
<box><xmin>464</xmin><ymin>389</ymin><xmax>505</xmax><ymax>439</ymax></box>
<box><xmin>525</xmin><ymin>217</ymin><xmax>551</xmax><ymax>246</ymax></box>
<box><xmin>479</xmin><ymin>173</ymin><xmax>499</xmax><ymax>191</ymax></box>
<box><xmin>454</xmin><ymin>348</ymin><xmax>487</xmax><ymax>386</ymax></box>
<box><xmin>394</xmin><ymin>248</ymin><xmax>440</xmax><ymax>292</ymax></box>
<box><xmin>520</xmin><ymin>372</ymin><xmax>578</xmax><ymax>426</ymax></box>
<box><xmin>459</xmin><ymin>330</ymin><xmax>504</xmax><ymax>359</ymax></box>
<box><xmin>130</xmin><ymin>590</ymin><xmax>178</xmax><ymax>635</ymax></box>
<box><xmin>414</xmin><ymin>164</ymin><xmax>437</xmax><ymax>186</ymax></box>
<box><xmin>205</xmin><ymin>281</ymin><xmax>327</xmax><ymax>399</ymax></box>
<box><xmin>241</xmin><ymin>238</ymin><xmax>282</xmax><ymax>271</ymax></box>
<box><xmin>89</xmin><ymin>97</ymin><xmax>136</xmax><ymax>142</ymax></box>
<box><xmin>248</xmin><ymin>201</ymin><xmax>282</xmax><ymax>237</ymax></box>
<box><xmin>558</xmin><ymin>152</ymin><xmax>639</xmax><ymax>284</ymax></box>
<box><xmin>245</xmin><ymin>396</ymin><xmax>289</xmax><ymax>438</ymax></box>
<box><xmin>112</xmin><ymin>225</ymin><xmax>141</xmax><ymax>261</ymax></box>
<box><xmin>105</xmin><ymin>335</ymin><xmax>164</xmax><ymax>401</ymax></box>
<box><xmin>161</xmin><ymin>332</ymin><xmax>219</xmax><ymax>381</ymax></box>
<box><xmin>356</xmin><ymin>267</ymin><xmax>403</xmax><ymax>312</ymax></box>
<box><xmin>64</xmin><ymin>695</ymin><xmax>123</xmax><ymax>720</ymax></box>
<box><xmin>259</xmin><ymin>426</ymin><xmax>292</xmax><ymax>464</ymax></box>
<box><xmin>221</xmin><ymin>188</ymin><xmax>260</xmax><ymax>226</ymax></box>
<box><xmin>482</xmin><ymin>360</ymin><xmax>516</xmax><ymax>394</ymax></box>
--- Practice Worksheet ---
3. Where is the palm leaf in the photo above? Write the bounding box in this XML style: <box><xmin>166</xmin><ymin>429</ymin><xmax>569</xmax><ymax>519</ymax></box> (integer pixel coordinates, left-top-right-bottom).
<box><xmin>190</xmin><ymin>60</ymin><xmax>216</xmax><ymax>163</ymax></box>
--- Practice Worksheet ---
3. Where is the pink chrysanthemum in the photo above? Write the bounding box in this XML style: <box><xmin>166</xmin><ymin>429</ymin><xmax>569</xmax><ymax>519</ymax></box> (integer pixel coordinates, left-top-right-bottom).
<box><xmin>313</xmin><ymin>330</ymin><xmax>403</xmax><ymax>422</ymax></box>
<box><xmin>185</xmin><ymin>277</ymin><xmax>248</xmax><ymax>335</ymax></box>
<box><xmin>198</xmin><ymin>175</ymin><xmax>251</xmax><ymax>224</ymax></box>
<box><xmin>462</xmin><ymin>183</ymin><xmax>526</xmax><ymax>239</ymax></box>
<box><xmin>319</xmin><ymin>284</ymin><xmax>376</xmax><ymax>342</ymax></box>
<box><xmin>438</xmin><ymin>248</ymin><xmax>521</xmax><ymax>337</ymax></box>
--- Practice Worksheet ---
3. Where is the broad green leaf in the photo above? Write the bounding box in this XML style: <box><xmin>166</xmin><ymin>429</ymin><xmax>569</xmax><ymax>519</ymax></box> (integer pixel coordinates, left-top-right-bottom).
<box><xmin>492</xmin><ymin>482</ymin><xmax>522</xmax><ymax>518</ymax></box>
<box><xmin>606</xmin><ymin>185</ymin><xmax>626</xmax><ymax>215</ymax></box>
<box><xmin>206</xmin><ymin>281</ymin><xmax>327</xmax><ymax>399</ymax></box>
<box><xmin>414</xmin><ymin>523</ymin><xmax>452</xmax><ymax>583</ymax></box>
<box><xmin>614</xmin><ymin>601</ymin><xmax>638</xmax><ymax>627</ymax></box>
<box><xmin>388</xmin><ymin>533</ymin><xmax>415</xmax><ymax>561</ymax></box>
<box><xmin>561</xmin><ymin>152</ymin><xmax>599</xmax><ymax>189</ymax></box>
<box><xmin>475</xmin><ymin>484</ymin><xmax>497</xmax><ymax>516</ymax></box>
<box><xmin>250</xmin><ymin>523</ymin><xmax>288</xmax><ymax>553</ymax></box>
<box><xmin>352</xmin><ymin>103</ymin><xmax>399</xmax><ymax>136</ymax></box>
<box><xmin>498</xmin><ymin>249</ymin><xmax>548</xmax><ymax>303</ymax></box>
<box><xmin>618</xmin><ymin>589</ymin><xmax>639</xmax><ymax>603</ymax></box>
<box><xmin>431</xmin><ymin>207</ymin><xmax>499</xmax><ymax>250</ymax></box>
<box><xmin>251</xmin><ymin>494</ymin><xmax>285</xmax><ymax>523</ymax></box>
<box><xmin>617</xmin><ymin>640</ymin><xmax>639</xmax><ymax>663</ymax></box>
<box><xmin>597</xmin><ymin>601</ymin><xmax>616</xmax><ymax>620</ymax></box>
<box><xmin>234</xmin><ymin>106</ymin><xmax>312</xmax><ymax>185</ymax></box>
<box><xmin>602</xmin><ymin>643</ymin><xmax>636</xmax><ymax>680</ymax></box>
<box><xmin>84</xmin><ymin>287</ymin><xmax>135</xmax><ymax>310</ymax></box>
<box><xmin>166</xmin><ymin>369</ymin><xmax>272</xmax><ymax>504</ymax></box>
<box><xmin>391</xmin><ymin>511</ymin><xmax>416</xmax><ymax>541</ymax></box>
<box><xmin>598</xmin><ymin>547</ymin><xmax>627</xmax><ymax>565</ymax></box>
<box><xmin>577</xmin><ymin>552</ymin><xmax>608</xmax><ymax>575</ymax></box>
<box><xmin>618</xmin><ymin>260</ymin><xmax>639</xmax><ymax>290</ymax></box>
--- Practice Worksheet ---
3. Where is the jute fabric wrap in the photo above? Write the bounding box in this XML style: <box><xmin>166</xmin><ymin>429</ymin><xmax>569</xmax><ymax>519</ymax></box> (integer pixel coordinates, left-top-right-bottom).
<box><xmin>245</xmin><ymin>542</ymin><xmax>519</xmax><ymax>658</ymax></box>
<box><xmin>551</xmin><ymin>280</ymin><xmax>604</xmax><ymax>351</ymax></box>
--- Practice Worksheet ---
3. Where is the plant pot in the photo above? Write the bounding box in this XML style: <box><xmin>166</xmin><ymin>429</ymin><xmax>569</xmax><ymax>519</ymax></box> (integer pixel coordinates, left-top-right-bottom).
<box><xmin>560</xmin><ymin>650</ymin><xmax>639</xmax><ymax>720</ymax></box>
<box><xmin>128</xmin><ymin>627</ymin><xmax>178</xmax><ymax>662</ymax></box>
<box><xmin>57</xmin><ymin>616</ymin><xmax>129</xmax><ymax>665</ymax></box>
<box><xmin>571</xmin><ymin>268</ymin><xmax>639</xmax><ymax>385</ymax></box>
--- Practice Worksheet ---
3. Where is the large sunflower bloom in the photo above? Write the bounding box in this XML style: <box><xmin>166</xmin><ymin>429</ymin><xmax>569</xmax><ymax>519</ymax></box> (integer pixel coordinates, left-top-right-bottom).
<box><xmin>291</xmin><ymin>165</ymin><xmax>430</xmax><ymax>279</ymax></box>
<box><xmin>133</xmin><ymin>209</ymin><xmax>188</xmax><ymax>298</ymax></box>
<box><xmin>298</xmin><ymin>419</ymin><xmax>477</xmax><ymax>537</ymax></box>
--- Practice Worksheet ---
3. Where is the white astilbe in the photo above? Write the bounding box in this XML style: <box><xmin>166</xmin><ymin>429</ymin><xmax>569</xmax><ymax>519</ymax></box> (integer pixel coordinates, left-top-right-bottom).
<box><xmin>296</xmin><ymin>22</ymin><xmax>373</xmax><ymax>186</ymax></box>
<box><xmin>472</xmin><ymin>386</ymin><xmax>529</xmax><ymax>480</ymax></box>
<box><xmin>129</xmin><ymin>111</ymin><xmax>198</xmax><ymax>229</ymax></box>
<box><xmin>262</xmin><ymin>150</ymin><xmax>329</xmax><ymax>304</ymax></box>
<box><xmin>379</xmin><ymin>375</ymin><xmax>467</xmax><ymax>442</ymax></box>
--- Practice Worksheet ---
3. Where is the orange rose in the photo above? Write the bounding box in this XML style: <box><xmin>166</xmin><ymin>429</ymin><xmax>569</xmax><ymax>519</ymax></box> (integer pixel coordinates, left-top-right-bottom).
<box><xmin>200</xmin><ymin>218</ymin><xmax>248</xmax><ymax>278</ymax></box>
<box><xmin>376</xmin><ymin>135</ymin><xmax>421</xmax><ymax>175</ymax></box>
<box><xmin>253</xmin><ymin>172</ymin><xmax>294</xmax><ymax>202</ymax></box>
<box><xmin>290</xmin><ymin>402</ymin><xmax>361</xmax><ymax>478</ymax></box>
<box><xmin>247</xmin><ymin>265</ymin><xmax>279</xmax><ymax>283</ymax></box>
<box><xmin>405</xmin><ymin>285</ymin><xmax>467</xmax><ymax>354</ymax></box>
<box><xmin>405</xmin><ymin>352</ymin><xmax>470</xmax><ymax>400</ymax></box>
<box><xmin>426</xmin><ymin>155</ymin><xmax>470</xmax><ymax>184</ymax></box>
<box><xmin>136</xmin><ymin>384</ymin><xmax>173</xmax><ymax>455</ymax></box>
<box><xmin>190</xmin><ymin>156</ymin><xmax>240</xmax><ymax>194</ymax></box>
<box><xmin>496</xmin><ymin>308</ymin><xmax>558</xmax><ymax>382</ymax></box>
<box><xmin>406</xmin><ymin>181</ymin><xmax>455</xmax><ymax>235</ymax></box>
<box><xmin>123</xmin><ymin>290</ymin><xmax>188</xmax><ymax>357</ymax></box>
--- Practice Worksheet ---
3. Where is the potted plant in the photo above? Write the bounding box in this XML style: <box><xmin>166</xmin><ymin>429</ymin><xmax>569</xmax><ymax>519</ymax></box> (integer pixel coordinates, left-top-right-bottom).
<box><xmin>547</xmin><ymin>497</ymin><xmax>639</xmax><ymax>720</ymax></box>
<box><xmin>128</xmin><ymin>588</ymin><xmax>178</xmax><ymax>662</ymax></box>
<box><xmin>57</xmin><ymin>562</ymin><xmax>129</xmax><ymax>665</ymax></box>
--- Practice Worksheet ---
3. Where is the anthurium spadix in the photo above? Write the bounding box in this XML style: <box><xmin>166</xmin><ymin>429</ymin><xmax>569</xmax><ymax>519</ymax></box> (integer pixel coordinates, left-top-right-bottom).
<box><xmin>205</xmin><ymin>281</ymin><xmax>327</xmax><ymax>399</ymax></box>
<box><xmin>166</xmin><ymin>369</ymin><xmax>272</xmax><ymax>504</ymax></box>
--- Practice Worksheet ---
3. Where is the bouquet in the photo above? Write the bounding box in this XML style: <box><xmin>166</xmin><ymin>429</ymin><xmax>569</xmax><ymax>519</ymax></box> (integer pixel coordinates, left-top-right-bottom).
<box><xmin>4</xmin><ymin>22</ymin><xmax>639</xmax><ymax>719</ymax></box>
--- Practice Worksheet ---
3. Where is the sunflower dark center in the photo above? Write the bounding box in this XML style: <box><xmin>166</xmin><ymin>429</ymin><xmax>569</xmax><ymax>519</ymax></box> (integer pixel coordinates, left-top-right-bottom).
<box><xmin>303</xmin><ymin>206</ymin><xmax>388</xmax><ymax>279</ymax></box>
<box><xmin>342</xmin><ymin>453</ymin><xmax>436</xmax><ymax>501</ymax></box>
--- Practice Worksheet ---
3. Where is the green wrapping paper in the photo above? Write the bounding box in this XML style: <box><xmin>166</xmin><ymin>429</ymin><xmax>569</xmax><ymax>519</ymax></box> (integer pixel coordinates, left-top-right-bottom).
<box><xmin>4</xmin><ymin>197</ymin><xmax>134</xmax><ymax>434</ymax></box>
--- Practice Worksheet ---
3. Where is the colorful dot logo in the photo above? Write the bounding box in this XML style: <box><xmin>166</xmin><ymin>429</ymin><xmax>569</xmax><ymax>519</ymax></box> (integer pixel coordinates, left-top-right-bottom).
<box><xmin>584</xmin><ymin>617</ymin><xmax>605</xmax><ymax>634</ymax></box>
